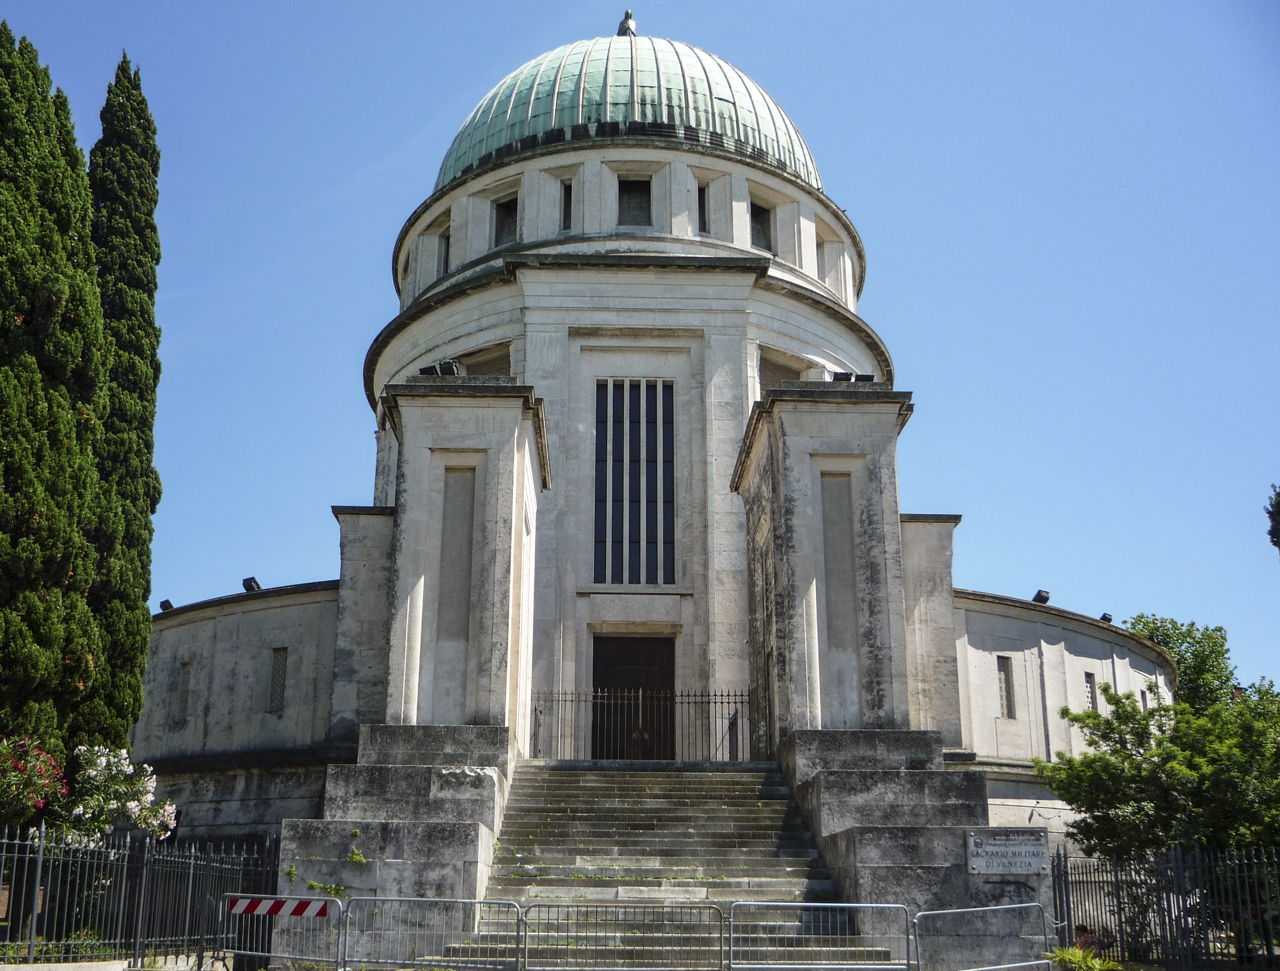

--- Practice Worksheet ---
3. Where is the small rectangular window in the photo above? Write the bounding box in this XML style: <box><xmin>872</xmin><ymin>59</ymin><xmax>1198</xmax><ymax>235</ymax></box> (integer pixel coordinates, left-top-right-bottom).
<box><xmin>997</xmin><ymin>656</ymin><xmax>1016</xmax><ymax>719</ymax></box>
<box><xmin>1085</xmin><ymin>672</ymin><xmax>1098</xmax><ymax>712</ymax></box>
<box><xmin>561</xmin><ymin>182</ymin><xmax>573</xmax><ymax>232</ymax></box>
<box><xmin>750</xmin><ymin>202</ymin><xmax>773</xmax><ymax>251</ymax></box>
<box><xmin>494</xmin><ymin>196</ymin><xmax>519</xmax><ymax>247</ymax></box>
<box><xmin>437</xmin><ymin>231</ymin><xmax>450</xmax><ymax>276</ymax></box>
<box><xmin>815</xmin><ymin>240</ymin><xmax>827</xmax><ymax>281</ymax></box>
<box><xmin>268</xmin><ymin>647</ymin><xmax>288</xmax><ymax>713</ymax></box>
<box><xmin>618</xmin><ymin>179</ymin><xmax>652</xmax><ymax>226</ymax></box>
<box><xmin>1140</xmin><ymin>689</ymin><xmax>1148</xmax><ymax>712</ymax></box>
<box><xmin>177</xmin><ymin>661</ymin><xmax>192</xmax><ymax>724</ymax></box>
<box><xmin>696</xmin><ymin>185</ymin><xmax>709</xmax><ymax>234</ymax></box>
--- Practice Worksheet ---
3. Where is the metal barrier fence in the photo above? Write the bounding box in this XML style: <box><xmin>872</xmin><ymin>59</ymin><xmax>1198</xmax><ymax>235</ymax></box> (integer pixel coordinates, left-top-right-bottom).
<box><xmin>346</xmin><ymin>896</ymin><xmax>521</xmax><ymax>970</ymax></box>
<box><xmin>728</xmin><ymin>902</ymin><xmax>910</xmax><ymax>969</ymax></box>
<box><xmin>220</xmin><ymin>894</ymin><xmax>345</xmax><ymax>970</ymax></box>
<box><xmin>1053</xmin><ymin>845</ymin><xmax>1280</xmax><ymax>968</ymax></box>
<box><xmin>531</xmin><ymin>689</ymin><xmax>751</xmax><ymax>762</ymax></box>
<box><xmin>913</xmin><ymin>902</ymin><xmax>1050</xmax><ymax>971</ymax></box>
<box><xmin>0</xmin><ymin>823</ymin><xmax>276</xmax><ymax>965</ymax></box>
<box><xmin>523</xmin><ymin>903</ymin><xmax>724</xmax><ymax>970</ymax></box>
<box><xmin>204</xmin><ymin>895</ymin><xmax>1077</xmax><ymax>970</ymax></box>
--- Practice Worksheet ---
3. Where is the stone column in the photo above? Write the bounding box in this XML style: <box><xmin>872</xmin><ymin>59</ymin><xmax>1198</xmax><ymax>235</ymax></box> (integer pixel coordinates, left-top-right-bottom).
<box><xmin>731</xmin><ymin>381</ymin><xmax>915</xmax><ymax>748</ymax></box>
<box><xmin>381</xmin><ymin>375</ymin><xmax>550</xmax><ymax>737</ymax></box>
<box><xmin>328</xmin><ymin>506</ymin><xmax>395</xmax><ymax>746</ymax></box>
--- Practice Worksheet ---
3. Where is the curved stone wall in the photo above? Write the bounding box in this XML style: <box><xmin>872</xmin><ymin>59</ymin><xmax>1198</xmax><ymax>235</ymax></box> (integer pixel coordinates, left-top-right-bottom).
<box><xmin>954</xmin><ymin>590</ymin><xmax>1176</xmax><ymax>837</ymax></box>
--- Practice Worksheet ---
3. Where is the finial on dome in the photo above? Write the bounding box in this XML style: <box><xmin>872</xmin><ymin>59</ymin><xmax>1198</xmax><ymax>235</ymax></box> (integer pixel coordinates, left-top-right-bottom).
<box><xmin>617</xmin><ymin>9</ymin><xmax>637</xmax><ymax>36</ymax></box>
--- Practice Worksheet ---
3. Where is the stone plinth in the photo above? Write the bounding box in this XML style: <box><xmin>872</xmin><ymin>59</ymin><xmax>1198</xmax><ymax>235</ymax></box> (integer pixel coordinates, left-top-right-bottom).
<box><xmin>779</xmin><ymin>729</ymin><xmax>1052</xmax><ymax>918</ymax></box>
<box><xmin>357</xmin><ymin>724</ymin><xmax>515</xmax><ymax>782</ymax></box>
<box><xmin>280</xmin><ymin>818</ymin><xmax>493</xmax><ymax>900</ymax></box>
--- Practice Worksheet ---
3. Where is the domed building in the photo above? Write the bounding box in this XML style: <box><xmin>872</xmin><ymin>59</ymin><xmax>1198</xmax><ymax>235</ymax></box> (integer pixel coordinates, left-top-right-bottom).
<box><xmin>134</xmin><ymin>18</ymin><xmax>1175</xmax><ymax>914</ymax></box>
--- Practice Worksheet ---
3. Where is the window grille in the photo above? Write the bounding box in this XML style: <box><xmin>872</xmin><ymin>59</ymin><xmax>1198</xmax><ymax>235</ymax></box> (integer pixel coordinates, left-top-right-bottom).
<box><xmin>750</xmin><ymin>202</ymin><xmax>773</xmax><ymax>251</ymax></box>
<box><xmin>457</xmin><ymin>343</ymin><xmax>511</xmax><ymax>376</ymax></box>
<box><xmin>1085</xmin><ymin>671</ymin><xmax>1098</xmax><ymax>712</ymax></box>
<box><xmin>177</xmin><ymin>662</ymin><xmax>191</xmax><ymax>724</ymax></box>
<box><xmin>268</xmin><ymin>648</ymin><xmax>288</xmax><ymax>713</ymax></box>
<box><xmin>437</xmin><ymin>230</ymin><xmax>450</xmax><ymax>276</ymax></box>
<box><xmin>997</xmin><ymin>655</ymin><xmax>1016</xmax><ymax>719</ymax></box>
<box><xmin>494</xmin><ymin>197</ymin><xmax>518</xmax><ymax>246</ymax></box>
<box><xmin>759</xmin><ymin>355</ymin><xmax>801</xmax><ymax>393</ymax></box>
<box><xmin>618</xmin><ymin>180</ymin><xmax>652</xmax><ymax>226</ymax></box>
<box><xmin>594</xmin><ymin>378</ymin><xmax>674</xmax><ymax>584</ymax></box>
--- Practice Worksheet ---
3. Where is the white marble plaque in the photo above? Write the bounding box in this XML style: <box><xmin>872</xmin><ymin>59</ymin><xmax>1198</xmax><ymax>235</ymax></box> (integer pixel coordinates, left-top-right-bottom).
<box><xmin>966</xmin><ymin>828</ymin><xmax>1049</xmax><ymax>875</ymax></box>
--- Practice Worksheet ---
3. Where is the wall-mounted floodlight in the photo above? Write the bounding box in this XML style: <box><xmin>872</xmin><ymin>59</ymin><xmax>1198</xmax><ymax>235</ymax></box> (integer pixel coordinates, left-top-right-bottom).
<box><xmin>1099</xmin><ymin>613</ymin><xmax>1113</xmax><ymax>624</ymax></box>
<box><xmin>854</xmin><ymin>373</ymin><xmax>875</xmax><ymax>382</ymax></box>
<box><xmin>438</xmin><ymin>360</ymin><xmax>461</xmax><ymax>375</ymax></box>
<box><xmin>418</xmin><ymin>364</ymin><xmax>439</xmax><ymax>375</ymax></box>
<box><xmin>832</xmin><ymin>372</ymin><xmax>853</xmax><ymax>382</ymax></box>
<box><xmin>1032</xmin><ymin>590</ymin><xmax>1050</xmax><ymax>604</ymax></box>
<box><xmin>242</xmin><ymin>577</ymin><xmax>262</xmax><ymax>593</ymax></box>
<box><xmin>159</xmin><ymin>600</ymin><xmax>174</xmax><ymax>611</ymax></box>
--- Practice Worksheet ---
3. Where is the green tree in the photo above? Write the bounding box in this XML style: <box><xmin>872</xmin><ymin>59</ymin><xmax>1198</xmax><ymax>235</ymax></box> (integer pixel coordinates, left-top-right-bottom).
<box><xmin>1035</xmin><ymin>681</ymin><xmax>1280</xmax><ymax>857</ymax></box>
<box><xmin>0</xmin><ymin>22</ymin><xmax>111</xmax><ymax>763</ymax></box>
<box><xmin>1125</xmin><ymin>614</ymin><xmax>1234</xmax><ymax>715</ymax></box>
<box><xmin>80</xmin><ymin>54</ymin><xmax>162</xmax><ymax>748</ymax></box>
<box><xmin>1267</xmin><ymin>484</ymin><xmax>1279</xmax><ymax>561</ymax></box>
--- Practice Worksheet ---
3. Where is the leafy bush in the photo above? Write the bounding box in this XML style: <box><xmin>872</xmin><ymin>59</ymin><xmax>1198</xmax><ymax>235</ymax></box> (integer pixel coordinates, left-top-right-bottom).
<box><xmin>1045</xmin><ymin>946</ymin><xmax>1122</xmax><ymax>970</ymax></box>
<box><xmin>0</xmin><ymin>736</ymin><xmax>67</xmax><ymax>826</ymax></box>
<box><xmin>49</xmin><ymin>746</ymin><xmax>176</xmax><ymax>837</ymax></box>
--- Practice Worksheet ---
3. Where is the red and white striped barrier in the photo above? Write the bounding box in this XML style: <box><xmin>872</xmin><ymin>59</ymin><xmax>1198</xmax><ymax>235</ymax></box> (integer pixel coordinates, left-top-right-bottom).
<box><xmin>228</xmin><ymin>897</ymin><xmax>329</xmax><ymax>918</ymax></box>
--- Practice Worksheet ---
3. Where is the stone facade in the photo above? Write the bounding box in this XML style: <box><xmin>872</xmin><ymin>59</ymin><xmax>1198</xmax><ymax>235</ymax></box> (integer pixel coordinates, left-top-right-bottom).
<box><xmin>134</xmin><ymin>25</ymin><xmax>1177</xmax><ymax>912</ymax></box>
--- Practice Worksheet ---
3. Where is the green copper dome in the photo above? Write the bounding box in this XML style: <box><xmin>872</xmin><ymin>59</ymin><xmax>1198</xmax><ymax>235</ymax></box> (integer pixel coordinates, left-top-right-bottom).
<box><xmin>435</xmin><ymin>36</ymin><xmax>821</xmax><ymax>192</ymax></box>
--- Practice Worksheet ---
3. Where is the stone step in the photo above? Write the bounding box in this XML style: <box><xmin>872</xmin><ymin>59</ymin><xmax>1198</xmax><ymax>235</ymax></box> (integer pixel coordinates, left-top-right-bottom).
<box><xmin>498</xmin><ymin>836</ymin><xmax>814</xmax><ymax>851</ymax></box>
<box><xmin>492</xmin><ymin>863</ymin><xmax>829</xmax><ymax>880</ymax></box>
<box><xmin>496</xmin><ymin>846</ymin><xmax>820</xmax><ymax>861</ymax></box>
<box><xmin>503</xmin><ymin>818</ymin><xmax>801</xmax><ymax>832</ymax></box>
<box><xmin>495</xmin><ymin>853</ymin><xmax>821</xmax><ymax>868</ymax></box>
<box><xmin>490</xmin><ymin>760</ymin><xmax>832</xmax><ymax>912</ymax></box>
<box><xmin>511</xmin><ymin>778</ymin><xmax>785</xmax><ymax>790</ymax></box>
<box><xmin>490</xmin><ymin>885</ymin><xmax>834</xmax><ymax>904</ymax></box>
<box><xmin>504</xmin><ymin>794</ymin><xmax>793</xmax><ymax>808</ymax></box>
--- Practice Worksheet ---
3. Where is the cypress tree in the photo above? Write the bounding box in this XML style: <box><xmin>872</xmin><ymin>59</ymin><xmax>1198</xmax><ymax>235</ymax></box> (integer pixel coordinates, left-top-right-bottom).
<box><xmin>80</xmin><ymin>54</ymin><xmax>161</xmax><ymax>749</ymax></box>
<box><xmin>0</xmin><ymin>22</ymin><xmax>110</xmax><ymax>762</ymax></box>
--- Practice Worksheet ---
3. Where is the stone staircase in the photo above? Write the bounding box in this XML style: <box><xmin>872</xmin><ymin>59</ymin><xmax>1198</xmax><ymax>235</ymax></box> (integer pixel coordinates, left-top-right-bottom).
<box><xmin>486</xmin><ymin>760</ymin><xmax>835</xmax><ymax>907</ymax></box>
<box><xmin>469</xmin><ymin>761</ymin><xmax>900</xmax><ymax>967</ymax></box>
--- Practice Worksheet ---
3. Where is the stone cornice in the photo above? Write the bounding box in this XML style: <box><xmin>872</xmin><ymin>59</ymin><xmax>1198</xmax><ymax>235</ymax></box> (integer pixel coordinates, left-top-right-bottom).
<box><xmin>363</xmin><ymin>251</ymin><xmax>891</xmax><ymax>411</ymax></box>
<box><xmin>730</xmin><ymin>382</ymin><xmax>915</xmax><ymax>494</ymax></box>
<box><xmin>151</xmin><ymin>580</ymin><xmax>339</xmax><ymax>624</ymax></box>
<box><xmin>380</xmin><ymin>376</ymin><xmax>552</xmax><ymax>490</ymax></box>
<box><xmin>954</xmin><ymin>588</ymin><xmax>1177</xmax><ymax>685</ymax></box>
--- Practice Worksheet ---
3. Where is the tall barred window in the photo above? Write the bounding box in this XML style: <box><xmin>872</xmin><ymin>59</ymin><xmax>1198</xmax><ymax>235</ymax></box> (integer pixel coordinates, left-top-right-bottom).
<box><xmin>594</xmin><ymin>378</ymin><xmax>674</xmax><ymax>584</ymax></box>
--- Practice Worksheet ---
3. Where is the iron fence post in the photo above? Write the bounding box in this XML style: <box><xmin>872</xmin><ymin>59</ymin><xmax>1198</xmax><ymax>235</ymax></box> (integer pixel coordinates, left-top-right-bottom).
<box><xmin>26</xmin><ymin>820</ymin><xmax>45</xmax><ymax>964</ymax></box>
<box><xmin>132</xmin><ymin>836</ymin><xmax>152</xmax><ymax>968</ymax></box>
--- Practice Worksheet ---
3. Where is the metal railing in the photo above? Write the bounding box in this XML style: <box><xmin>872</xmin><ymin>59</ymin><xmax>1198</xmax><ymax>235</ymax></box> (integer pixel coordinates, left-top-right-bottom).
<box><xmin>523</xmin><ymin>903</ymin><xmax>724</xmax><ymax>970</ymax></box>
<box><xmin>346</xmin><ymin>896</ymin><xmax>521</xmax><ymax>970</ymax></box>
<box><xmin>531</xmin><ymin>689</ymin><xmax>752</xmax><ymax>762</ymax></box>
<box><xmin>913</xmin><ymin>902</ymin><xmax>1050</xmax><ymax>971</ymax></box>
<box><xmin>1053</xmin><ymin>845</ymin><xmax>1280</xmax><ymax>968</ymax></box>
<box><xmin>0</xmin><ymin>823</ymin><xmax>277</xmax><ymax>965</ymax></box>
<box><xmin>728</xmin><ymin>902</ymin><xmax>910</xmax><ymax>969</ymax></box>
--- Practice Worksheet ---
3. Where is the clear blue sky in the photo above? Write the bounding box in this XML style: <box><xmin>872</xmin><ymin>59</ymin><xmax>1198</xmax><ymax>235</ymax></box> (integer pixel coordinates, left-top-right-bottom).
<box><xmin>8</xmin><ymin>1</ymin><xmax>1279</xmax><ymax>684</ymax></box>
